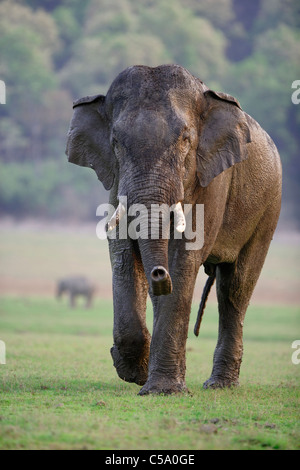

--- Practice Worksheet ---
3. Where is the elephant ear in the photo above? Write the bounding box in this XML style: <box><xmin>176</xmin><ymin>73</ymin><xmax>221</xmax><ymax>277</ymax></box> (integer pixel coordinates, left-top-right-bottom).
<box><xmin>69</xmin><ymin>94</ymin><xmax>115</xmax><ymax>191</ymax></box>
<box><xmin>197</xmin><ymin>90</ymin><xmax>251</xmax><ymax>187</ymax></box>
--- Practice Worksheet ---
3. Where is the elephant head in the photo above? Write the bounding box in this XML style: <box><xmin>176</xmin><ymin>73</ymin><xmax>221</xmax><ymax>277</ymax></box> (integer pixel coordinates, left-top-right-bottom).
<box><xmin>66</xmin><ymin>65</ymin><xmax>250</xmax><ymax>298</ymax></box>
<box><xmin>56</xmin><ymin>278</ymin><xmax>67</xmax><ymax>298</ymax></box>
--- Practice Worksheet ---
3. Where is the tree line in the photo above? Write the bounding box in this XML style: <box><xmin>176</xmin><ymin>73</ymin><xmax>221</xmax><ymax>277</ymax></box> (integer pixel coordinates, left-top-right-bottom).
<box><xmin>0</xmin><ymin>0</ymin><xmax>299</xmax><ymax>223</ymax></box>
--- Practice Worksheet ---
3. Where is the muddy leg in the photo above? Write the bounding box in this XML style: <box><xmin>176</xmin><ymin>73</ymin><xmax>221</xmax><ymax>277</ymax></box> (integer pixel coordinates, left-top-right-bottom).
<box><xmin>204</xmin><ymin>213</ymin><xmax>279</xmax><ymax>388</ymax></box>
<box><xmin>139</xmin><ymin>245</ymin><xmax>200</xmax><ymax>395</ymax></box>
<box><xmin>110</xmin><ymin>240</ymin><xmax>151</xmax><ymax>386</ymax></box>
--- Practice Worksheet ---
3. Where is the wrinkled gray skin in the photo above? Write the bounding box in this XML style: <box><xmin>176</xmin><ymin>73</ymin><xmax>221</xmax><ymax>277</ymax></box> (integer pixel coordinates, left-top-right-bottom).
<box><xmin>66</xmin><ymin>65</ymin><xmax>282</xmax><ymax>395</ymax></box>
<box><xmin>56</xmin><ymin>276</ymin><xmax>95</xmax><ymax>308</ymax></box>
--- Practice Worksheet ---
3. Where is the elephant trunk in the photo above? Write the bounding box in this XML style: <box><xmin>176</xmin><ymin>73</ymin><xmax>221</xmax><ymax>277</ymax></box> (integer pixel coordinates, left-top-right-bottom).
<box><xmin>135</xmin><ymin>200</ymin><xmax>185</xmax><ymax>296</ymax></box>
<box><xmin>138</xmin><ymin>237</ymin><xmax>172</xmax><ymax>296</ymax></box>
<box><xmin>138</xmin><ymin>202</ymin><xmax>184</xmax><ymax>294</ymax></box>
<box><xmin>116</xmin><ymin>172</ymin><xmax>184</xmax><ymax>296</ymax></box>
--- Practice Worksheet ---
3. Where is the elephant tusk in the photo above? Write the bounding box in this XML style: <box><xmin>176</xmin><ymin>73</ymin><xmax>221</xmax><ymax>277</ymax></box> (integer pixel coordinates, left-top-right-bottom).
<box><xmin>174</xmin><ymin>202</ymin><xmax>186</xmax><ymax>233</ymax></box>
<box><xmin>107</xmin><ymin>203</ymin><xmax>126</xmax><ymax>232</ymax></box>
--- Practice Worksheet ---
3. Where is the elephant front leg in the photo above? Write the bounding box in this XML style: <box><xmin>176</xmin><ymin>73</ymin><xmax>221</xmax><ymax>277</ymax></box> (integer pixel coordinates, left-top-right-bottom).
<box><xmin>138</xmin><ymin>299</ymin><xmax>191</xmax><ymax>395</ymax></box>
<box><xmin>139</xmin><ymin>249</ymin><xmax>200</xmax><ymax>395</ymax></box>
<box><xmin>110</xmin><ymin>241</ymin><xmax>151</xmax><ymax>386</ymax></box>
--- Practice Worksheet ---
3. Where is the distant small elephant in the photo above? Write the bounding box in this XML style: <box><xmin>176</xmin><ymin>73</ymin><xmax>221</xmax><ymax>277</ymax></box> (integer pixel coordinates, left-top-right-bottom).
<box><xmin>66</xmin><ymin>65</ymin><xmax>281</xmax><ymax>395</ymax></box>
<box><xmin>56</xmin><ymin>276</ymin><xmax>95</xmax><ymax>308</ymax></box>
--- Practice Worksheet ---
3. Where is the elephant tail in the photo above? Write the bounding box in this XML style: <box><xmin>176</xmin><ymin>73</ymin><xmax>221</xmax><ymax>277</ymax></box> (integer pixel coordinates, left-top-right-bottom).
<box><xmin>194</xmin><ymin>273</ymin><xmax>216</xmax><ymax>337</ymax></box>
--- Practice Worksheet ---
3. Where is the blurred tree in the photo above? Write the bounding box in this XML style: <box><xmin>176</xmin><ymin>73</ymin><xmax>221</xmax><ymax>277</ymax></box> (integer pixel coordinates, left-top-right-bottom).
<box><xmin>223</xmin><ymin>23</ymin><xmax>300</xmax><ymax>223</ymax></box>
<box><xmin>226</xmin><ymin>0</ymin><xmax>260</xmax><ymax>61</ymax></box>
<box><xmin>0</xmin><ymin>159</ymin><xmax>106</xmax><ymax>220</ymax></box>
<box><xmin>138</xmin><ymin>0</ymin><xmax>229</xmax><ymax>87</ymax></box>
<box><xmin>52</xmin><ymin>6</ymin><xmax>81</xmax><ymax>68</ymax></box>
<box><xmin>60</xmin><ymin>0</ymin><xmax>229</xmax><ymax>95</ymax></box>
<box><xmin>59</xmin><ymin>0</ymin><xmax>171</xmax><ymax>96</ymax></box>
<box><xmin>84</xmin><ymin>0</ymin><xmax>135</xmax><ymax>36</ymax></box>
<box><xmin>0</xmin><ymin>5</ymin><xmax>58</xmax><ymax>101</ymax></box>
<box><xmin>224</xmin><ymin>25</ymin><xmax>300</xmax><ymax>156</ymax></box>
<box><xmin>254</xmin><ymin>0</ymin><xmax>300</xmax><ymax>31</ymax></box>
<box><xmin>24</xmin><ymin>0</ymin><xmax>63</xmax><ymax>11</ymax></box>
<box><xmin>0</xmin><ymin>0</ymin><xmax>299</xmax><ymax>223</ymax></box>
<box><xmin>60</xmin><ymin>33</ymin><xmax>170</xmax><ymax>97</ymax></box>
<box><xmin>0</xmin><ymin>0</ymin><xmax>59</xmax><ymax>161</ymax></box>
<box><xmin>182</xmin><ymin>0</ymin><xmax>235</xmax><ymax>29</ymax></box>
<box><xmin>0</xmin><ymin>117</ymin><xmax>29</xmax><ymax>162</ymax></box>
<box><xmin>181</xmin><ymin>0</ymin><xmax>249</xmax><ymax>63</ymax></box>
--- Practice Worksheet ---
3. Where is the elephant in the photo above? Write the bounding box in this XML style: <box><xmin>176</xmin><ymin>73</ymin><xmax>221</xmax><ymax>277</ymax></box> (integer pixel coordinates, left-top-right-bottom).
<box><xmin>56</xmin><ymin>276</ymin><xmax>95</xmax><ymax>308</ymax></box>
<box><xmin>65</xmin><ymin>65</ymin><xmax>282</xmax><ymax>395</ymax></box>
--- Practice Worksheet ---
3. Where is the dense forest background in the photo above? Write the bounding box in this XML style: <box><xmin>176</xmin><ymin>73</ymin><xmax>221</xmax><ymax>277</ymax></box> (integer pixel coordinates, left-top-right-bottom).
<box><xmin>0</xmin><ymin>0</ymin><xmax>299</xmax><ymax>225</ymax></box>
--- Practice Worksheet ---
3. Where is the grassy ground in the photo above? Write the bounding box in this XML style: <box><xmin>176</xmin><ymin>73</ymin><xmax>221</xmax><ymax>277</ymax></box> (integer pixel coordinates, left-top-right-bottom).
<box><xmin>0</xmin><ymin>296</ymin><xmax>299</xmax><ymax>450</ymax></box>
<box><xmin>0</xmin><ymin>220</ymin><xmax>299</xmax><ymax>305</ymax></box>
<box><xmin>0</xmin><ymin>222</ymin><xmax>299</xmax><ymax>449</ymax></box>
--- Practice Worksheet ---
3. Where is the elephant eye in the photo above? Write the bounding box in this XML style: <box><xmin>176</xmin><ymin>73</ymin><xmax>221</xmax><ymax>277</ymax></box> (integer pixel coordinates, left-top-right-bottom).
<box><xmin>112</xmin><ymin>138</ymin><xmax>122</xmax><ymax>157</ymax></box>
<box><xmin>182</xmin><ymin>132</ymin><xmax>191</xmax><ymax>152</ymax></box>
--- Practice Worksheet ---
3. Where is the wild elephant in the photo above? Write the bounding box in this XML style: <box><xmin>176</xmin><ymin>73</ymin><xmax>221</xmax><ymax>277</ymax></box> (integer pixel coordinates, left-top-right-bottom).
<box><xmin>56</xmin><ymin>276</ymin><xmax>95</xmax><ymax>308</ymax></box>
<box><xmin>65</xmin><ymin>65</ymin><xmax>281</xmax><ymax>394</ymax></box>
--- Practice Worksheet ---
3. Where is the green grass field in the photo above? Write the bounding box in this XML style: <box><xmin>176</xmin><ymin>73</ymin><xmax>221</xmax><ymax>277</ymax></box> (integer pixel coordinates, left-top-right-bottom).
<box><xmin>0</xmin><ymin>223</ymin><xmax>299</xmax><ymax>450</ymax></box>
<box><xmin>0</xmin><ymin>297</ymin><xmax>299</xmax><ymax>450</ymax></box>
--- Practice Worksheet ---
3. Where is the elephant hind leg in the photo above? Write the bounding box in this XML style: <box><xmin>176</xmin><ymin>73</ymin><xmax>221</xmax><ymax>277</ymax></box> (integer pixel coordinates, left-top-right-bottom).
<box><xmin>85</xmin><ymin>294</ymin><xmax>92</xmax><ymax>309</ymax></box>
<box><xmin>70</xmin><ymin>293</ymin><xmax>76</xmax><ymax>308</ymax></box>
<box><xmin>204</xmin><ymin>210</ymin><xmax>279</xmax><ymax>389</ymax></box>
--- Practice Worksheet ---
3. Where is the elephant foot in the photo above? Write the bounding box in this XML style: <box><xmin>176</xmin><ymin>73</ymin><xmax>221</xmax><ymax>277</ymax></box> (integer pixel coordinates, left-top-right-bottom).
<box><xmin>203</xmin><ymin>376</ymin><xmax>240</xmax><ymax>389</ymax></box>
<box><xmin>110</xmin><ymin>345</ymin><xmax>148</xmax><ymax>386</ymax></box>
<box><xmin>138</xmin><ymin>376</ymin><xmax>188</xmax><ymax>396</ymax></box>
